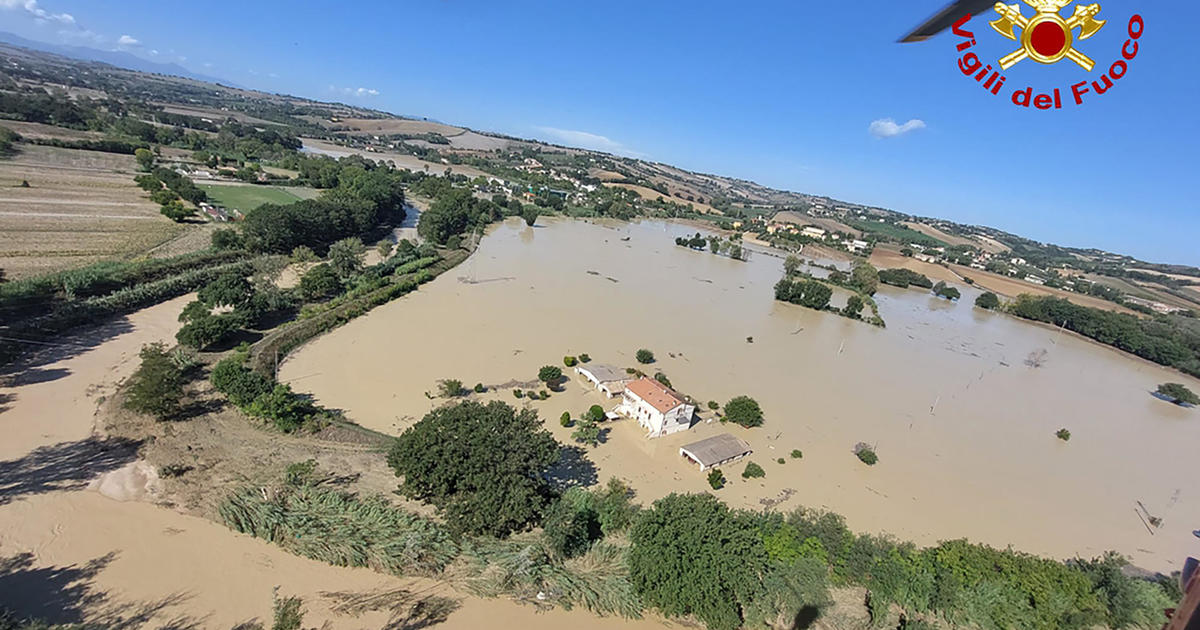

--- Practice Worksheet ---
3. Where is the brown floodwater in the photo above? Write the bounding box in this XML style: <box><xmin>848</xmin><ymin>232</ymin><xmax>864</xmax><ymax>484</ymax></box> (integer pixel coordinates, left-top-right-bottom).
<box><xmin>281</xmin><ymin>217</ymin><xmax>1200</xmax><ymax>572</ymax></box>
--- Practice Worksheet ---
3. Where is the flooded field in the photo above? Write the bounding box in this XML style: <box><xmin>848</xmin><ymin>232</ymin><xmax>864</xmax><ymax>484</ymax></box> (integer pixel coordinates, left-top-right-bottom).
<box><xmin>283</xmin><ymin>217</ymin><xmax>1200</xmax><ymax>572</ymax></box>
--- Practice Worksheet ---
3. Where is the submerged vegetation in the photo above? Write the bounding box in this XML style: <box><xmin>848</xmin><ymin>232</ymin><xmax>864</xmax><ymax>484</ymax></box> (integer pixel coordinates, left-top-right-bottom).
<box><xmin>1156</xmin><ymin>382</ymin><xmax>1199</xmax><ymax>406</ymax></box>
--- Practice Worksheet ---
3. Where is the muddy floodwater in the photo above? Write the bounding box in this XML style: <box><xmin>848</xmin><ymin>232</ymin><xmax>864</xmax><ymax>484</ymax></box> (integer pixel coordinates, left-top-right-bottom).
<box><xmin>282</xmin><ymin>217</ymin><xmax>1200</xmax><ymax>572</ymax></box>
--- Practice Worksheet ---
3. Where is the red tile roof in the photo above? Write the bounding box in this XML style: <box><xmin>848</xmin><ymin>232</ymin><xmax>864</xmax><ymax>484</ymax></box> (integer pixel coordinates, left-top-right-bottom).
<box><xmin>625</xmin><ymin>377</ymin><xmax>687</xmax><ymax>414</ymax></box>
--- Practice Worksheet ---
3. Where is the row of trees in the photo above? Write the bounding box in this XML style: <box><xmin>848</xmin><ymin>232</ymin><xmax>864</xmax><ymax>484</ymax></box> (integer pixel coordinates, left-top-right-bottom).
<box><xmin>878</xmin><ymin>267</ymin><xmax>933</xmax><ymax>289</ymax></box>
<box><xmin>1008</xmin><ymin>295</ymin><xmax>1200</xmax><ymax>377</ymax></box>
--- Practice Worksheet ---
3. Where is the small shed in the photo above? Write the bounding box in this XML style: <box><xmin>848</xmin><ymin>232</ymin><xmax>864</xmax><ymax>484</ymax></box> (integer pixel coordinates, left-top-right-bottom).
<box><xmin>679</xmin><ymin>434</ymin><xmax>753</xmax><ymax>471</ymax></box>
<box><xmin>575</xmin><ymin>364</ymin><xmax>631</xmax><ymax>398</ymax></box>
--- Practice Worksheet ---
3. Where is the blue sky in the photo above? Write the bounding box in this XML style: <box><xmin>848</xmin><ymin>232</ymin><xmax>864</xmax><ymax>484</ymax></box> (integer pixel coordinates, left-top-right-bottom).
<box><xmin>4</xmin><ymin>0</ymin><xmax>1197</xmax><ymax>264</ymax></box>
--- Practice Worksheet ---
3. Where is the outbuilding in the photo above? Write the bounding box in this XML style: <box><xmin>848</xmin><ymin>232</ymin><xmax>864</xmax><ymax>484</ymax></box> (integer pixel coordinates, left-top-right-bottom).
<box><xmin>575</xmin><ymin>364</ymin><xmax>631</xmax><ymax>398</ymax></box>
<box><xmin>679</xmin><ymin>434</ymin><xmax>753</xmax><ymax>471</ymax></box>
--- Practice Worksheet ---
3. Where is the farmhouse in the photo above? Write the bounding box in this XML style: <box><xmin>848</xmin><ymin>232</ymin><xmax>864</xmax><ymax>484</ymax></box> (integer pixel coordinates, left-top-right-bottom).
<box><xmin>618</xmin><ymin>377</ymin><xmax>695</xmax><ymax>438</ymax></box>
<box><xmin>848</xmin><ymin>239</ymin><xmax>870</xmax><ymax>253</ymax></box>
<box><xmin>679</xmin><ymin>433</ymin><xmax>753</xmax><ymax>471</ymax></box>
<box><xmin>801</xmin><ymin>226</ymin><xmax>826</xmax><ymax>239</ymax></box>
<box><xmin>914</xmin><ymin>253</ymin><xmax>939</xmax><ymax>263</ymax></box>
<box><xmin>575</xmin><ymin>364</ymin><xmax>631</xmax><ymax>398</ymax></box>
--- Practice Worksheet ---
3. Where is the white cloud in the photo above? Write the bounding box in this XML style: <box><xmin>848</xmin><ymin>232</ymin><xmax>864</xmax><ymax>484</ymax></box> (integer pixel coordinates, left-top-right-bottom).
<box><xmin>869</xmin><ymin>118</ymin><xmax>926</xmax><ymax>139</ymax></box>
<box><xmin>0</xmin><ymin>0</ymin><xmax>74</xmax><ymax>23</ymax></box>
<box><xmin>330</xmin><ymin>86</ymin><xmax>380</xmax><ymax>98</ymax></box>
<box><xmin>536</xmin><ymin>126</ymin><xmax>644</xmax><ymax>157</ymax></box>
<box><xmin>117</xmin><ymin>34</ymin><xmax>139</xmax><ymax>48</ymax></box>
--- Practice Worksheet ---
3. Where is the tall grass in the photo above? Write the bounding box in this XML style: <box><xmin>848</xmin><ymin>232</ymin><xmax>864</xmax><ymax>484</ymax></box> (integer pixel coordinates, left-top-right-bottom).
<box><xmin>461</xmin><ymin>539</ymin><xmax>643</xmax><ymax>618</ymax></box>
<box><xmin>219</xmin><ymin>484</ymin><xmax>459</xmax><ymax>577</ymax></box>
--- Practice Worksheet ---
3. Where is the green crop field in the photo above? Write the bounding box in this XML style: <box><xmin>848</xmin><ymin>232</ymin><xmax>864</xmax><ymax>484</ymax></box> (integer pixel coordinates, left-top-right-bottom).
<box><xmin>845</xmin><ymin>219</ymin><xmax>946</xmax><ymax>247</ymax></box>
<box><xmin>198</xmin><ymin>184</ymin><xmax>313</xmax><ymax>213</ymax></box>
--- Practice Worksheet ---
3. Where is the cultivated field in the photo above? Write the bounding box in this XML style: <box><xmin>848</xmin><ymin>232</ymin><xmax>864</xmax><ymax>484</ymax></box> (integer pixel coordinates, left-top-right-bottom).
<box><xmin>300</xmin><ymin>139</ymin><xmax>493</xmax><ymax>179</ymax></box>
<box><xmin>870</xmin><ymin>248</ymin><xmax>1138</xmax><ymax>314</ymax></box>
<box><xmin>603</xmin><ymin>182</ymin><xmax>722</xmax><ymax>214</ymax></box>
<box><xmin>0</xmin><ymin>145</ymin><xmax>189</xmax><ymax>278</ymax></box>
<box><xmin>773</xmin><ymin>210</ymin><xmax>861</xmax><ymax>236</ymax></box>
<box><xmin>322</xmin><ymin>117</ymin><xmax>464</xmax><ymax>137</ymax></box>
<box><xmin>901</xmin><ymin>221</ymin><xmax>982</xmax><ymax>249</ymax></box>
<box><xmin>197</xmin><ymin>182</ymin><xmax>318</xmax><ymax>213</ymax></box>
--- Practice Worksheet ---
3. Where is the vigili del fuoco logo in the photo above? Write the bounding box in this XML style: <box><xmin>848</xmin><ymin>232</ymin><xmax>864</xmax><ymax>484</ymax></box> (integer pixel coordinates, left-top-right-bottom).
<box><xmin>953</xmin><ymin>1</ymin><xmax>1143</xmax><ymax>109</ymax></box>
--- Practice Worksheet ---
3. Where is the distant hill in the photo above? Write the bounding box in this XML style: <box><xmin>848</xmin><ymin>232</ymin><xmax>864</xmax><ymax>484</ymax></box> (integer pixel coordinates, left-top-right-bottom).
<box><xmin>0</xmin><ymin>31</ymin><xmax>232</xmax><ymax>86</ymax></box>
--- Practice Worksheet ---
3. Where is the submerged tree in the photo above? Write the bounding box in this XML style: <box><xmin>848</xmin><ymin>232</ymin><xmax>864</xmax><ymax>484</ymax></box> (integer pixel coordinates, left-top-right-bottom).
<box><xmin>1157</xmin><ymin>382</ymin><xmax>1199</xmax><ymax>406</ymax></box>
<box><xmin>124</xmin><ymin>342</ymin><xmax>185</xmax><ymax>420</ymax></box>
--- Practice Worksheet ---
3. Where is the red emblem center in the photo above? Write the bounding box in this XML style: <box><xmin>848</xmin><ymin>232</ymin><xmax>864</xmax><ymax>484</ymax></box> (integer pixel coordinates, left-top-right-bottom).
<box><xmin>1030</xmin><ymin>21</ymin><xmax>1067</xmax><ymax>57</ymax></box>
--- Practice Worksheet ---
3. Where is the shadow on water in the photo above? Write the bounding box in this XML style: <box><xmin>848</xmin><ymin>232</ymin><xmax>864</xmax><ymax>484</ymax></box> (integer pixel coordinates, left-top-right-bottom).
<box><xmin>1149</xmin><ymin>390</ymin><xmax>1195</xmax><ymax>408</ymax></box>
<box><xmin>546</xmin><ymin>445</ymin><xmax>599</xmax><ymax>490</ymax></box>
<box><xmin>0</xmin><ymin>552</ymin><xmax>203</xmax><ymax>629</ymax></box>
<box><xmin>0</xmin><ymin>436</ymin><xmax>142</xmax><ymax>506</ymax></box>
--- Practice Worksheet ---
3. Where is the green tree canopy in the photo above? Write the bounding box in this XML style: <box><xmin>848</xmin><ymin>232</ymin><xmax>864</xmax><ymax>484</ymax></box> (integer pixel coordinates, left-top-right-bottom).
<box><xmin>1157</xmin><ymin>382</ymin><xmax>1199</xmax><ymax>405</ymax></box>
<box><xmin>298</xmin><ymin>263</ymin><xmax>342</xmax><ymax>300</ymax></box>
<box><xmin>850</xmin><ymin>261</ymin><xmax>879</xmax><ymax>295</ymax></box>
<box><xmin>628</xmin><ymin>494</ymin><xmax>767</xmax><ymax>630</ymax></box>
<box><xmin>387</xmin><ymin>401</ymin><xmax>562</xmax><ymax>537</ymax></box>
<box><xmin>724</xmin><ymin>396</ymin><xmax>764</xmax><ymax>428</ymax></box>
<box><xmin>635</xmin><ymin>349</ymin><xmax>655</xmax><ymax>364</ymax></box>
<box><xmin>975</xmin><ymin>291</ymin><xmax>1000</xmax><ymax>310</ymax></box>
<box><xmin>124</xmin><ymin>342</ymin><xmax>184</xmax><ymax>420</ymax></box>
<box><xmin>327</xmin><ymin>236</ymin><xmax>366</xmax><ymax>278</ymax></box>
<box><xmin>198</xmin><ymin>273</ymin><xmax>252</xmax><ymax>307</ymax></box>
<box><xmin>538</xmin><ymin>365</ymin><xmax>563</xmax><ymax>384</ymax></box>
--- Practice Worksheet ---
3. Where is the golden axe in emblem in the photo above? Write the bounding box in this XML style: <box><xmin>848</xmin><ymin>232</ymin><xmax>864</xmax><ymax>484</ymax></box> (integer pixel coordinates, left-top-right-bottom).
<box><xmin>989</xmin><ymin>0</ymin><xmax>1106</xmax><ymax>70</ymax></box>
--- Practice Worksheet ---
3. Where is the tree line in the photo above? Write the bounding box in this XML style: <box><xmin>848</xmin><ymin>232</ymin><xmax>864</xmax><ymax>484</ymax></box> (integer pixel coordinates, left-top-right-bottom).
<box><xmin>1008</xmin><ymin>295</ymin><xmax>1200</xmax><ymax>377</ymax></box>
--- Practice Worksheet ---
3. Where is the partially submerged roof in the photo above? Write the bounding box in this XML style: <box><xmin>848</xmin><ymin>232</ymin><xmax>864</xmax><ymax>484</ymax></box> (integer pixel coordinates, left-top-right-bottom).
<box><xmin>625</xmin><ymin>377</ymin><xmax>687</xmax><ymax>413</ymax></box>
<box><xmin>680</xmin><ymin>433</ymin><xmax>752</xmax><ymax>467</ymax></box>
<box><xmin>577</xmin><ymin>364</ymin><xmax>627</xmax><ymax>383</ymax></box>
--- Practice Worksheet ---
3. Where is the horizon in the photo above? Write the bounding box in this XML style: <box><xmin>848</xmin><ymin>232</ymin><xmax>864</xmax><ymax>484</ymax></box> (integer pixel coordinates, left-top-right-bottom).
<box><xmin>1</xmin><ymin>0</ymin><xmax>1196</xmax><ymax>265</ymax></box>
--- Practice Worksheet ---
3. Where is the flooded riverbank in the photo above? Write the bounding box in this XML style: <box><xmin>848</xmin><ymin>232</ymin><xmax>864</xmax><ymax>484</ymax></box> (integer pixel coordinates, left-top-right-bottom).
<box><xmin>282</xmin><ymin>217</ymin><xmax>1200</xmax><ymax>572</ymax></box>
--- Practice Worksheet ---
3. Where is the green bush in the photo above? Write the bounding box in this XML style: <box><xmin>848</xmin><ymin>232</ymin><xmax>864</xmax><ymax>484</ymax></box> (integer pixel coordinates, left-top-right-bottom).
<box><xmin>578</xmin><ymin>353</ymin><xmax>591</xmax><ymax>363</ymax></box>
<box><xmin>124</xmin><ymin>342</ymin><xmax>185</xmax><ymax>420</ymax></box>
<box><xmin>198</xmin><ymin>272</ymin><xmax>252</xmax><ymax>307</ymax></box>
<box><xmin>790</xmin><ymin>449</ymin><xmax>803</xmax><ymax>459</ymax></box>
<box><xmin>776</xmin><ymin>458</ymin><xmax>785</xmax><ymax>465</ymax></box>
<box><xmin>742</xmin><ymin>462</ymin><xmax>765</xmax><ymax>479</ymax></box>
<box><xmin>1056</xmin><ymin>428</ymin><xmax>1071</xmax><ymax>441</ymax></box>
<box><xmin>560</xmin><ymin>411</ymin><xmax>572</xmax><ymax>427</ymax></box>
<box><xmin>635</xmin><ymin>348</ymin><xmax>655</xmax><ymax>364</ymax></box>
<box><xmin>1157</xmin><ymin>382</ymin><xmax>1199</xmax><ymax>405</ymax></box>
<box><xmin>586</xmin><ymin>404</ymin><xmax>605</xmax><ymax>422</ymax></box>
<box><xmin>175</xmin><ymin>313</ymin><xmax>241</xmax><ymax>350</ymax></box>
<box><xmin>724</xmin><ymin>396</ymin><xmax>764</xmax><ymax>428</ymax></box>
<box><xmin>473</xmin><ymin>383</ymin><xmax>485</xmax><ymax>393</ymax></box>
<box><xmin>538</xmin><ymin>365</ymin><xmax>563</xmax><ymax>384</ymax></box>
<box><xmin>707</xmin><ymin>469</ymin><xmax>725</xmax><ymax>490</ymax></box>
<box><xmin>438</xmin><ymin>379</ymin><xmax>466</xmax><ymax>397</ymax></box>
<box><xmin>563</xmin><ymin>355</ymin><xmax>577</xmax><ymax>367</ymax></box>
<box><xmin>299</xmin><ymin>263</ymin><xmax>342</xmax><ymax>300</ymax></box>
<box><xmin>975</xmin><ymin>291</ymin><xmax>1001</xmax><ymax>310</ymax></box>
<box><xmin>854</xmin><ymin>444</ymin><xmax>878</xmax><ymax>466</ymax></box>
<box><xmin>572</xmin><ymin>419</ymin><xmax>600</xmax><ymax>447</ymax></box>
<box><xmin>246</xmin><ymin>383</ymin><xmax>317</xmax><ymax>433</ymax></box>
<box><xmin>707</xmin><ymin>400</ymin><xmax>719</xmax><ymax>410</ymax></box>
<box><xmin>211</xmin><ymin>357</ymin><xmax>273</xmax><ymax>406</ymax></box>
<box><xmin>513</xmin><ymin>389</ymin><xmax>523</xmax><ymax>398</ymax></box>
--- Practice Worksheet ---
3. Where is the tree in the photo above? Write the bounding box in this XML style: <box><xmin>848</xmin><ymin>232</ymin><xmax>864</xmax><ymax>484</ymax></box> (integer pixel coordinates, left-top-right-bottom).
<box><xmin>932</xmin><ymin>281</ymin><xmax>961</xmax><ymax>301</ymax></box>
<box><xmin>327</xmin><ymin>237</ymin><xmax>366</xmax><ymax>278</ymax></box>
<box><xmin>387</xmin><ymin>401</ymin><xmax>561</xmax><ymax>537</ymax></box>
<box><xmin>211</xmin><ymin>357</ymin><xmax>273</xmax><ymax>406</ymax></box>
<box><xmin>538</xmin><ymin>365</ymin><xmax>563</xmax><ymax>385</ymax></box>
<box><xmin>543</xmin><ymin>494</ymin><xmax>599</xmax><ymax>559</ymax></box>
<box><xmin>1056</xmin><ymin>428</ymin><xmax>1072</xmax><ymax>441</ymax></box>
<box><xmin>707</xmin><ymin>469</ymin><xmax>725</xmax><ymax>490</ymax></box>
<box><xmin>299</xmin><ymin>263</ymin><xmax>342</xmax><ymax>300</ymax></box>
<box><xmin>376</xmin><ymin>240</ymin><xmax>393</xmax><ymax>259</ymax></box>
<box><xmin>850</xmin><ymin>261</ymin><xmax>879</xmax><ymax>295</ymax></box>
<box><xmin>560</xmin><ymin>411</ymin><xmax>572</xmax><ymax>427</ymax></box>
<box><xmin>134</xmin><ymin>147</ymin><xmax>155</xmax><ymax>171</ymax></box>
<box><xmin>586</xmin><ymin>404</ymin><xmax>605</xmax><ymax>422</ymax></box>
<box><xmin>628</xmin><ymin>493</ymin><xmax>767</xmax><ymax>630</ymax></box>
<box><xmin>654</xmin><ymin>371</ymin><xmax>672</xmax><ymax>388</ymax></box>
<box><xmin>783</xmin><ymin>255</ymin><xmax>802</xmax><ymax>276</ymax></box>
<box><xmin>522</xmin><ymin>205</ymin><xmax>539</xmax><ymax>227</ymax></box>
<box><xmin>124</xmin><ymin>342</ymin><xmax>185</xmax><ymax>420</ymax></box>
<box><xmin>975</xmin><ymin>291</ymin><xmax>1000</xmax><ymax>310</ymax></box>
<box><xmin>774</xmin><ymin>278</ymin><xmax>832</xmax><ymax>310</ymax></box>
<box><xmin>160</xmin><ymin>200</ymin><xmax>192</xmax><ymax>222</ymax></box>
<box><xmin>724</xmin><ymin>396</ymin><xmax>764</xmax><ymax>428</ymax></box>
<box><xmin>198</xmin><ymin>273</ymin><xmax>252</xmax><ymax>307</ymax></box>
<box><xmin>741</xmin><ymin>558</ymin><xmax>832</xmax><ymax>630</ymax></box>
<box><xmin>572</xmin><ymin>418</ymin><xmax>601</xmax><ymax>447</ymax></box>
<box><xmin>211</xmin><ymin>228</ymin><xmax>243</xmax><ymax>250</ymax></box>
<box><xmin>1157</xmin><ymin>383</ymin><xmax>1199</xmax><ymax>406</ymax></box>
<box><xmin>636</xmin><ymin>348</ymin><xmax>655</xmax><ymax>364</ymax></box>
<box><xmin>176</xmin><ymin>314</ymin><xmax>240</xmax><ymax>350</ymax></box>
<box><xmin>563</xmin><ymin>355</ymin><xmax>577</xmax><ymax>367</ymax></box>
<box><xmin>843</xmin><ymin>295</ymin><xmax>864</xmax><ymax>318</ymax></box>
